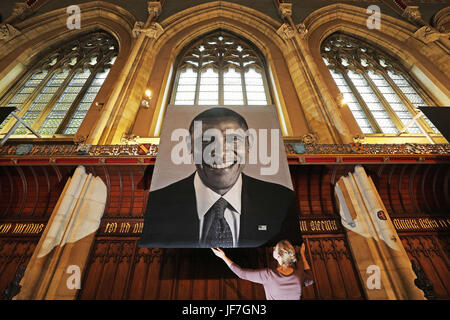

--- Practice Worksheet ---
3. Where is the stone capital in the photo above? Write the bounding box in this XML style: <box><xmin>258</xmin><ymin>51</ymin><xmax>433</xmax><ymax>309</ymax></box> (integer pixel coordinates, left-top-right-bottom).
<box><xmin>0</xmin><ymin>24</ymin><xmax>21</xmax><ymax>42</ymax></box>
<box><xmin>296</xmin><ymin>23</ymin><xmax>308</xmax><ymax>39</ymax></box>
<box><xmin>132</xmin><ymin>21</ymin><xmax>164</xmax><ymax>39</ymax></box>
<box><xmin>276</xmin><ymin>23</ymin><xmax>295</xmax><ymax>40</ymax></box>
<box><xmin>412</xmin><ymin>26</ymin><xmax>450</xmax><ymax>44</ymax></box>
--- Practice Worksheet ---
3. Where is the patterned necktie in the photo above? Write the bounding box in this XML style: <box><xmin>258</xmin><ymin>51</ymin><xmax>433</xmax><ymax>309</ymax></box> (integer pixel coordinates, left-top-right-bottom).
<box><xmin>202</xmin><ymin>197</ymin><xmax>233</xmax><ymax>248</ymax></box>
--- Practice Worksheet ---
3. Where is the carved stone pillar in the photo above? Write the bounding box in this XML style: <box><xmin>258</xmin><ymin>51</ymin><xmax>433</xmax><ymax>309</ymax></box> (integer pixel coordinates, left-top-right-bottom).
<box><xmin>15</xmin><ymin>166</ymin><xmax>107</xmax><ymax>300</ymax></box>
<box><xmin>0</xmin><ymin>24</ymin><xmax>21</xmax><ymax>42</ymax></box>
<box><xmin>334</xmin><ymin>165</ymin><xmax>424</xmax><ymax>299</ymax></box>
<box><xmin>88</xmin><ymin>0</ymin><xmax>165</xmax><ymax>144</ymax></box>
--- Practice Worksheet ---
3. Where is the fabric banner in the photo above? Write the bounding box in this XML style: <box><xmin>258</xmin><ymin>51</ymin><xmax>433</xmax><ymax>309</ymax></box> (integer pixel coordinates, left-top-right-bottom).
<box><xmin>139</xmin><ymin>105</ymin><xmax>300</xmax><ymax>248</ymax></box>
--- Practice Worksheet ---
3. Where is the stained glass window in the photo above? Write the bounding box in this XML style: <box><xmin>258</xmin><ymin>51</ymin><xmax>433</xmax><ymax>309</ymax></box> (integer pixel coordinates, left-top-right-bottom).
<box><xmin>0</xmin><ymin>31</ymin><xmax>118</xmax><ymax>136</ymax></box>
<box><xmin>321</xmin><ymin>33</ymin><xmax>439</xmax><ymax>135</ymax></box>
<box><xmin>172</xmin><ymin>31</ymin><xmax>271</xmax><ymax>106</ymax></box>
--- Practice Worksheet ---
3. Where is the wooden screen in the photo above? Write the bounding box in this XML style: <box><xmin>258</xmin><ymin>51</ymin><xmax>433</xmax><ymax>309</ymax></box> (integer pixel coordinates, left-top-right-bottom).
<box><xmin>367</xmin><ymin>164</ymin><xmax>450</xmax><ymax>299</ymax></box>
<box><xmin>1</xmin><ymin>163</ymin><xmax>447</xmax><ymax>300</ymax></box>
<box><xmin>76</xmin><ymin>165</ymin><xmax>365</xmax><ymax>300</ymax></box>
<box><xmin>0</xmin><ymin>165</ymin><xmax>73</xmax><ymax>298</ymax></box>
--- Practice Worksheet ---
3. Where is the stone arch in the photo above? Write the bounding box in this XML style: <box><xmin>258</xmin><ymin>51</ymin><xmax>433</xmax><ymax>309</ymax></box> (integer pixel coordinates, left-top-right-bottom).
<box><xmin>0</xmin><ymin>1</ymin><xmax>135</xmax><ymax>142</ymax></box>
<box><xmin>302</xmin><ymin>3</ymin><xmax>450</xmax><ymax>142</ymax></box>
<box><xmin>128</xmin><ymin>1</ymin><xmax>310</xmax><ymax>140</ymax></box>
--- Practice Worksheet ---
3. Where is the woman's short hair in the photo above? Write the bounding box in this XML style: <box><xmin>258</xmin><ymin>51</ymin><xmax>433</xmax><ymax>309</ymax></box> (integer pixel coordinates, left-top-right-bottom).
<box><xmin>276</xmin><ymin>240</ymin><xmax>297</xmax><ymax>268</ymax></box>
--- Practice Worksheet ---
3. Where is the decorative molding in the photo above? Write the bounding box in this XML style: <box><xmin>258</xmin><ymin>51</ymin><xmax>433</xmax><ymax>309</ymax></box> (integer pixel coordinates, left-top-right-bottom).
<box><xmin>121</xmin><ymin>133</ymin><xmax>140</xmax><ymax>145</ymax></box>
<box><xmin>301</xmin><ymin>133</ymin><xmax>318</xmax><ymax>145</ymax></box>
<box><xmin>432</xmin><ymin>7</ymin><xmax>450</xmax><ymax>33</ymax></box>
<box><xmin>296</xmin><ymin>23</ymin><xmax>308</xmax><ymax>39</ymax></box>
<box><xmin>352</xmin><ymin>135</ymin><xmax>366</xmax><ymax>144</ymax></box>
<box><xmin>278</xmin><ymin>2</ymin><xmax>293</xmax><ymax>19</ymax></box>
<box><xmin>3</xmin><ymin>2</ymin><xmax>33</xmax><ymax>25</ymax></box>
<box><xmin>276</xmin><ymin>23</ymin><xmax>295</xmax><ymax>40</ymax></box>
<box><xmin>132</xmin><ymin>21</ymin><xmax>164</xmax><ymax>39</ymax></box>
<box><xmin>74</xmin><ymin>135</ymin><xmax>88</xmax><ymax>145</ymax></box>
<box><xmin>412</xmin><ymin>26</ymin><xmax>450</xmax><ymax>44</ymax></box>
<box><xmin>0</xmin><ymin>24</ymin><xmax>21</xmax><ymax>42</ymax></box>
<box><xmin>147</xmin><ymin>1</ymin><xmax>162</xmax><ymax>18</ymax></box>
<box><xmin>402</xmin><ymin>6</ymin><xmax>425</xmax><ymax>26</ymax></box>
<box><xmin>0</xmin><ymin>143</ymin><xmax>448</xmax><ymax>159</ymax></box>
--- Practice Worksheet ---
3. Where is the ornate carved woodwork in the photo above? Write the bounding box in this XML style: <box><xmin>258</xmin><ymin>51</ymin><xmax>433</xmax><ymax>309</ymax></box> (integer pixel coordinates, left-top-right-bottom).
<box><xmin>0</xmin><ymin>162</ymin><xmax>448</xmax><ymax>299</ymax></box>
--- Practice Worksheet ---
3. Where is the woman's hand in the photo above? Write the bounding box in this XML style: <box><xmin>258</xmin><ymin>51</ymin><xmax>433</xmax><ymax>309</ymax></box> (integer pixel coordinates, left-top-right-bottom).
<box><xmin>300</xmin><ymin>242</ymin><xmax>311</xmax><ymax>270</ymax></box>
<box><xmin>211</xmin><ymin>248</ymin><xmax>227</xmax><ymax>260</ymax></box>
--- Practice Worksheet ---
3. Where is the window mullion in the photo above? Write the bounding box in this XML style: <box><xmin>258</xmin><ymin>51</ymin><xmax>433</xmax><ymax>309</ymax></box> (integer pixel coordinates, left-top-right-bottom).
<box><xmin>56</xmin><ymin>67</ymin><xmax>97</xmax><ymax>134</ymax></box>
<box><xmin>0</xmin><ymin>70</ymin><xmax>36</xmax><ymax>106</ymax></box>
<box><xmin>170</xmin><ymin>70</ymin><xmax>182</xmax><ymax>104</ymax></box>
<box><xmin>340</xmin><ymin>69</ymin><xmax>381</xmax><ymax>133</ymax></box>
<box><xmin>32</xmin><ymin>67</ymin><xmax>77</xmax><ymax>132</ymax></box>
<box><xmin>362</xmin><ymin>71</ymin><xmax>404</xmax><ymax>132</ymax></box>
<box><xmin>382</xmin><ymin>72</ymin><xmax>434</xmax><ymax>133</ymax></box>
<box><xmin>240</xmin><ymin>65</ymin><xmax>248</xmax><ymax>105</ymax></box>
<box><xmin>1</xmin><ymin>68</ymin><xmax>56</xmax><ymax>134</ymax></box>
<box><xmin>219</xmin><ymin>67</ymin><xmax>224</xmax><ymax>105</ymax></box>
<box><xmin>260</xmin><ymin>68</ymin><xmax>272</xmax><ymax>105</ymax></box>
<box><xmin>194</xmin><ymin>66</ymin><xmax>201</xmax><ymax>106</ymax></box>
<box><xmin>403</xmin><ymin>73</ymin><xmax>436</xmax><ymax>106</ymax></box>
<box><xmin>0</xmin><ymin>70</ymin><xmax>41</xmax><ymax>133</ymax></box>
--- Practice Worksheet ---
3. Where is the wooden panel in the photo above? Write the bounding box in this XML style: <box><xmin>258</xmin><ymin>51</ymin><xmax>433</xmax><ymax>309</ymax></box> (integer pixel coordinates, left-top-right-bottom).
<box><xmin>303</xmin><ymin>236</ymin><xmax>364</xmax><ymax>300</ymax></box>
<box><xmin>401</xmin><ymin>234</ymin><xmax>450</xmax><ymax>299</ymax></box>
<box><xmin>0</xmin><ymin>165</ymin><xmax>72</xmax><ymax>219</ymax></box>
<box><xmin>10</xmin><ymin>163</ymin><xmax>449</xmax><ymax>300</ymax></box>
<box><xmin>78</xmin><ymin>241</ymin><xmax>273</xmax><ymax>300</ymax></box>
<box><xmin>90</xmin><ymin>166</ymin><xmax>151</xmax><ymax>218</ymax></box>
<box><xmin>76</xmin><ymin>164</ymin><xmax>365</xmax><ymax>300</ymax></box>
<box><xmin>368</xmin><ymin>164</ymin><xmax>450</xmax><ymax>216</ymax></box>
<box><xmin>0</xmin><ymin>240</ymin><xmax>36</xmax><ymax>297</ymax></box>
<box><xmin>290</xmin><ymin>165</ymin><xmax>352</xmax><ymax>217</ymax></box>
<box><xmin>77</xmin><ymin>235</ymin><xmax>364</xmax><ymax>300</ymax></box>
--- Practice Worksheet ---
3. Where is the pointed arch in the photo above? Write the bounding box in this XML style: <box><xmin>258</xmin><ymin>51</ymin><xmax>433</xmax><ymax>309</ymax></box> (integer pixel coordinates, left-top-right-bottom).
<box><xmin>303</xmin><ymin>3</ymin><xmax>449</xmax><ymax>143</ymax></box>
<box><xmin>0</xmin><ymin>1</ymin><xmax>134</xmax><ymax>140</ymax></box>
<box><xmin>170</xmin><ymin>29</ymin><xmax>272</xmax><ymax>106</ymax></box>
<box><xmin>129</xmin><ymin>1</ymin><xmax>310</xmax><ymax>139</ymax></box>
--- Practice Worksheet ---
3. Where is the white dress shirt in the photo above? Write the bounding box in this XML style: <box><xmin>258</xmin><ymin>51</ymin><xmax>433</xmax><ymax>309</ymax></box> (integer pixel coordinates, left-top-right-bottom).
<box><xmin>194</xmin><ymin>172</ymin><xmax>242</xmax><ymax>247</ymax></box>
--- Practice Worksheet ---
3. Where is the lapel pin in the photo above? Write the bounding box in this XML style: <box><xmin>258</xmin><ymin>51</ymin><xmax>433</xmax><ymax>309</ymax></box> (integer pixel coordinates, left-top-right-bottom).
<box><xmin>258</xmin><ymin>225</ymin><xmax>267</xmax><ymax>231</ymax></box>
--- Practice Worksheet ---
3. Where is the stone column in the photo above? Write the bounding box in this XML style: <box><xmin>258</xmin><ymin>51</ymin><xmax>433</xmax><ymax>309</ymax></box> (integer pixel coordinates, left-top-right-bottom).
<box><xmin>334</xmin><ymin>165</ymin><xmax>424</xmax><ymax>300</ymax></box>
<box><xmin>275</xmin><ymin>1</ymin><xmax>353</xmax><ymax>144</ymax></box>
<box><xmin>88</xmin><ymin>1</ymin><xmax>164</xmax><ymax>145</ymax></box>
<box><xmin>15</xmin><ymin>166</ymin><xmax>107</xmax><ymax>300</ymax></box>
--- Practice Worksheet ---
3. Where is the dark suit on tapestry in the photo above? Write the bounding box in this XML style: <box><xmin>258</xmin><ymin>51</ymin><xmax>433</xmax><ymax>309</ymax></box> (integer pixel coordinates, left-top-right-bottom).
<box><xmin>139</xmin><ymin>173</ymin><xmax>301</xmax><ymax>248</ymax></box>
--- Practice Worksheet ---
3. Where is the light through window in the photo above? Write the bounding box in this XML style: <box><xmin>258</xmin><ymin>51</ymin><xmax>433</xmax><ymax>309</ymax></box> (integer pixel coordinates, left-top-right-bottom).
<box><xmin>0</xmin><ymin>31</ymin><xmax>118</xmax><ymax>135</ymax></box>
<box><xmin>321</xmin><ymin>33</ymin><xmax>439</xmax><ymax>135</ymax></box>
<box><xmin>172</xmin><ymin>31</ymin><xmax>271</xmax><ymax>106</ymax></box>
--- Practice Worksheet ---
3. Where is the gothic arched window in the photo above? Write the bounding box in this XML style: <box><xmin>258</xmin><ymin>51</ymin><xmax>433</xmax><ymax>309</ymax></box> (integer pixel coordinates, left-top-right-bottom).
<box><xmin>0</xmin><ymin>31</ymin><xmax>118</xmax><ymax>135</ymax></box>
<box><xmin>171</xmin><ymin>31</ymin><xmax>272</xmax><ymax>106</ymax></box>
<box><xmin>321</xmin><ymin>33</ymin><xmax>439</xmax><ymax>135</ymax></box>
